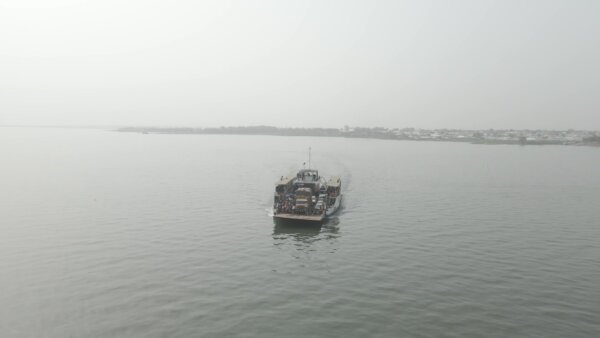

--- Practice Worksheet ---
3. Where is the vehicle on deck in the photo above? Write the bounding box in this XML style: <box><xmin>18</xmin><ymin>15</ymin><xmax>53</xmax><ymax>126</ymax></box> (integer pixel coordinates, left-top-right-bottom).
<box><xmin>273</xmin><ymin>158</ymin><xmax>342</xmax><ymax>223</ymax></box>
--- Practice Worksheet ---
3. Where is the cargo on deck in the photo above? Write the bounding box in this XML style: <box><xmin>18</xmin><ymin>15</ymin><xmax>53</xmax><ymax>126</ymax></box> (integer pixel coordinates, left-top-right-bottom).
<box><xmin>273</xmin><ymin>149</ymin><xmax>342</xmax><ymax>223</ymax></box>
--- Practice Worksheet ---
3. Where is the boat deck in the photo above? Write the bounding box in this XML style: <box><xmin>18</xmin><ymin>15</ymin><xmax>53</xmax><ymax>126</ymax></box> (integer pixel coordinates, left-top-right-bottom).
<box><xmin>273</xmin><ymin>213</ymin><xmax>325</xmax><ymax>222</ymax></box>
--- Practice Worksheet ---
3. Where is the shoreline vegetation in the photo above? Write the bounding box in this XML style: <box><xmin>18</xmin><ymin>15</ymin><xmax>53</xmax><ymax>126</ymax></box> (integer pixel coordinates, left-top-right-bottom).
<box><xmin>117</xmin><ymin>126</ymin><xmax>600</xmax><ymax>147</ymax></box>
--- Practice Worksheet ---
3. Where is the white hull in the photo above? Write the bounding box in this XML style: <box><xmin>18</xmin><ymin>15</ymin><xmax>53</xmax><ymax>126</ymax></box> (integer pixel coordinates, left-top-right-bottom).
<box><xmin>325</xmin><ymin>194</ymin><xmax>342</xmax><ymax>217</ymax></box>
<box><xmin>273</xmin><ymin>213</ymin><xmax>324</xmax><ymax>222</ymax></box>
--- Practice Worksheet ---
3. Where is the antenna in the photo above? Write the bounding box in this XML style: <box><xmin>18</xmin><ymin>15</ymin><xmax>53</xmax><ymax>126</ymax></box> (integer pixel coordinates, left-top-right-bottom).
<box><xmin>308</xmin><ymin>147</ymin><xmax>311</xmax><ymax>169</ymax></box>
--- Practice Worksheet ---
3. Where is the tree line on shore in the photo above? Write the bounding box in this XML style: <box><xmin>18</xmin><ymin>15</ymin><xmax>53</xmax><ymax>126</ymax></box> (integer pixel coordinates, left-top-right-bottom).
<box><xmin>117</xmin><ymin>126</ymin><xmax>600</xmax><ymax>146</ymax></box>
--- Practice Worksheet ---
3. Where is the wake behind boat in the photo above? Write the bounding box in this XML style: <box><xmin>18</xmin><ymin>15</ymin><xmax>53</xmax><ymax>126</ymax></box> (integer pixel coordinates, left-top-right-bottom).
<box><xmin>273</xmin><ymin>150</ymin><xmax>342</xmax><ymax>222</ymax></box>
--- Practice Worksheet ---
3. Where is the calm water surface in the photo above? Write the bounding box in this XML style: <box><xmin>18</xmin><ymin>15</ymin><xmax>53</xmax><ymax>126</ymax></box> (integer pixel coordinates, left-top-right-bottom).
<box><xmin>1</xmin><ymin>127</ymin><xmax>599</xmax><ymax>337</ymax></box>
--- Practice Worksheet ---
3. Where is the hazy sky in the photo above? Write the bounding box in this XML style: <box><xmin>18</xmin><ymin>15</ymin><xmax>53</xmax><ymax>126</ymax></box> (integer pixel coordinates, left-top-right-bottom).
<box><xmin>1</xmin><ymin>0</ymin><xmax>599</xmax><ymax>129</ymax></box>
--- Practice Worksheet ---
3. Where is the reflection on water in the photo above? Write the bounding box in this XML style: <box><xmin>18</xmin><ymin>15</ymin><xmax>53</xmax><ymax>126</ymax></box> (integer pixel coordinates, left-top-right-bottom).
<box><xmin>272</xmin><ymin>218</ymin><xmax>340</xmax><ymax>248</ymax></box>
<box><xmin>271</xmin><ymin>218</ymin><xmax>341</xmax><ymax>275</ymax></box>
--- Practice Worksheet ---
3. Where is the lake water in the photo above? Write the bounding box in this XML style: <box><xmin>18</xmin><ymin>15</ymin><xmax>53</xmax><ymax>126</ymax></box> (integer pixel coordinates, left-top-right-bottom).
<box><xmin>1</xmin><ymin>127</ymin><xmax>599</xmax><ymax>337</ymax></box>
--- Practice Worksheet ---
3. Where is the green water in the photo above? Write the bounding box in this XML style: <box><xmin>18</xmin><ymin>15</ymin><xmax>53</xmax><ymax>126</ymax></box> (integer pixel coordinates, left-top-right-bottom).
<box><xmin>1</xmin><ymin>127</ymin><xmax>599</xmax><ymax>337</ymax></box>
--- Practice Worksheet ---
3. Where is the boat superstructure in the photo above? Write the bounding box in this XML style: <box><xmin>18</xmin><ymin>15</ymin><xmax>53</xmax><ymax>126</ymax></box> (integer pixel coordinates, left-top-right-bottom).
<box><xmin>273</xmin><ymin>153</ymin><xmax>342</xmax><ymax>222</ymax></box>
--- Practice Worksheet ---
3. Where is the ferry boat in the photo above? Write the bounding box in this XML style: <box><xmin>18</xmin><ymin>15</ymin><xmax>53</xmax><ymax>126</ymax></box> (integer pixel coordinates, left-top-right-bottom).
<box><xmin>273</xmin><ymin>151</ymin><xmax>342</xmax><ymax>222</ymax></box>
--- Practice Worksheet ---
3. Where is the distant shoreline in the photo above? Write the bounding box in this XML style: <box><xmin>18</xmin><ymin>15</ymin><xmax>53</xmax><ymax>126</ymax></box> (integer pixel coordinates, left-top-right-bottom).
<box><xmin>117</xmin><ymin>126</ymin><xmax>600</xmax><ymax>147</ymax></box>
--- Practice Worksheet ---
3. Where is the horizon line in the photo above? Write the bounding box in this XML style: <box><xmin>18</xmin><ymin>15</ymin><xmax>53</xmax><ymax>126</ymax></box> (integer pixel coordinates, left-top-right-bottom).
<box><xmin>2</xmin><ymin>124</ymin><xmax>599</xmax><ymax>133</ymax></box>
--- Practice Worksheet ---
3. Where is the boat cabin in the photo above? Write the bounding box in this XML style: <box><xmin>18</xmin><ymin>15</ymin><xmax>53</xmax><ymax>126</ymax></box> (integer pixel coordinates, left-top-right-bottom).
<box><xmin>326</xmin><ymin>176</ymin><xmax>341</xmax><ymax>197</ymax></box>
<box><xmin>296</xmin><ymin>169</ymin><xmax>319</xmax><ymax>181</ymax></box>
<box><xmin>295</xmin><ymin>169</ymin><xmax>321</xmax><ymax>192</ymax></box>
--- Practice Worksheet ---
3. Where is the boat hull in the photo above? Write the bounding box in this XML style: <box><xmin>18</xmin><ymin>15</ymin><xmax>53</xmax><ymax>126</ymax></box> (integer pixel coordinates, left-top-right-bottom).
<box><xmin>326</xmin><ymin>194</ymin><xmax>342</xmax><ymax>217</ymax></box>
<box><xmin>273</xmin><ymin>213</ymin><xmax>325</xmax><ymax>222</ymax></box>
<box><xmin>273</xmin><ymin>194</ymin><xmax>341</xmax><ymax>223</ymax></box>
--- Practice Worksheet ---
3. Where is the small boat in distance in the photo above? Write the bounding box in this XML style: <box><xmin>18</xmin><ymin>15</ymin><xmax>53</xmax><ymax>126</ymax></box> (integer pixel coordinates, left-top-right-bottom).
<box><xmin>273</xmin><ymin>149</ymin><xmax>342</xmax><ymax>222</ymax></box>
